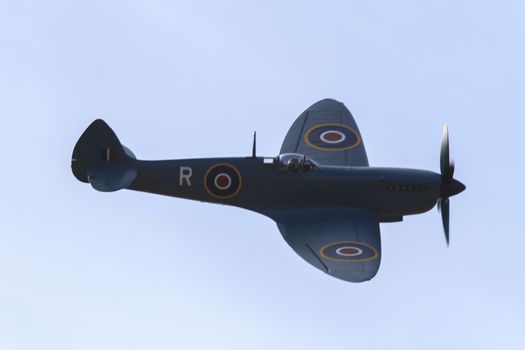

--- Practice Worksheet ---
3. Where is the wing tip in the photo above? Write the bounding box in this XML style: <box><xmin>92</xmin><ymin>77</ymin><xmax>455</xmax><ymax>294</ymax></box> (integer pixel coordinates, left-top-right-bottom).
<box><xmin>328</xmin><ymin>269</ymin><xmax>379</xmax><ymax>283</ymax></box>
<box><xmin>307</xmin><ymin>98</ymin><xmax>343</xmax><ymax>111</ymax></box>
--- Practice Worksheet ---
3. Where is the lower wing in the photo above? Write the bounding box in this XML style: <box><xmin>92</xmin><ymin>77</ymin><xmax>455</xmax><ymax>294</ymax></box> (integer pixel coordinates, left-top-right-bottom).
<box><xmin>272</xmin><ymin>208</ymin><xmax>381</xmax><ymax>283</ymax></box>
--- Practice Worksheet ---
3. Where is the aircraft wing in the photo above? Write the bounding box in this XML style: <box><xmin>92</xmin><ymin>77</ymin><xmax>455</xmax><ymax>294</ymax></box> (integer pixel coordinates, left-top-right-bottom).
<box><xmin>272</xmin><ymin>208</ymin><xmax>381</xmax><ymax>282</ymax></box>
<box><xmin>280</xmin><ymin>99</ymin><xmax>369</xmax><ymax>166</ymax></box>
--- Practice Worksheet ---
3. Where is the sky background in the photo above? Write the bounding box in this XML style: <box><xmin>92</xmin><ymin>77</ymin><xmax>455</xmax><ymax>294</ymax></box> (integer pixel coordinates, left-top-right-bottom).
<box><xmin>1</xmin><ymin>0</ymin><xmax>524</xmax><ymax>349</ymax></box>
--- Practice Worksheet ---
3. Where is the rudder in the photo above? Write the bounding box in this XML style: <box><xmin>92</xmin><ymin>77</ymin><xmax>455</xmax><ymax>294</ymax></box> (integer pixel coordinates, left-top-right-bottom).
<box><xmin>71</xmin><ymin>119</ymin><xmax>137</xmax><ymax>192</ymax></box>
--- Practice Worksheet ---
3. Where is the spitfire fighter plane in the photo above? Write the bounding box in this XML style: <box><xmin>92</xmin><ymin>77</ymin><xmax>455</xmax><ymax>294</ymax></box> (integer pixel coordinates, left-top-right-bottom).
<box><xmin>71</xmin><ymin>99</ymin><xmax>465</xmax><ymax>282</ymax></box>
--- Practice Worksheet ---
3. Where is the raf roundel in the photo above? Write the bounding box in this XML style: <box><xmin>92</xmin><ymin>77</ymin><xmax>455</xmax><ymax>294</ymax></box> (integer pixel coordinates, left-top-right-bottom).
<box><xmin>214</xmin><ymin>173</ymin><xmax>232</xmax><ymax>190</ymax></box>
<box><xmin>304</xmin><ymin>123</ymin><xmax>361</xmax><ymax>151</ymax></box>
<box><xmin>335</xmin><ymin>246</ymin><xmax>363</xmax><ymax>256</ymax></box>
<box><xmin>204</xmin><ymin>163</ymin><xmax>242</xmax><ymax>199</ymax></box>
<box><xmin>320</xmin><ymin>241</ymin><xmax>378</xmax><ymax>262</ymax></box>
<box><xmin>320</xmin><ymin>130</ymin><xmax>346</xmax><ymax>144</ymax></box>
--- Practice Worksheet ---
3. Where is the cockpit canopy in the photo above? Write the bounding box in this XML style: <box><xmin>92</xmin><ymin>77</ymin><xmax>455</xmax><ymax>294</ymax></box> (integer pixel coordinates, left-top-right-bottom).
<box><xmin>276</xmin><ymin>153</ymin><xmax>320</xmax><ymax>172</ymax></box>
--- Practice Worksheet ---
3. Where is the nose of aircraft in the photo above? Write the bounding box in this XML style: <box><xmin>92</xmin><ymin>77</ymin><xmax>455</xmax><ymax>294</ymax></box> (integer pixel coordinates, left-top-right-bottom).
<box><xmin>451</xmin><ymin>179</ymin><xmax>466</xmax><ymax>196</ymax></box>
<box><xmin>452</xmin><ymin>179</ymin><xmax>467</xmax><ymax>196</ymax></box>
<box><xmin>441</xmin><ymin>178</ymin><xmax>466</xmax><ymax>198</ymax></box>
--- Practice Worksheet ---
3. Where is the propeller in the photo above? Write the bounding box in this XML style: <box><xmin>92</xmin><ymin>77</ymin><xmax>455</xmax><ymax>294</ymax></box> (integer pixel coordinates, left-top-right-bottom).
<box><xmin>438</xmin><ymin>124</ymin><xmax>465</xmax><ymax>246</ymax></box>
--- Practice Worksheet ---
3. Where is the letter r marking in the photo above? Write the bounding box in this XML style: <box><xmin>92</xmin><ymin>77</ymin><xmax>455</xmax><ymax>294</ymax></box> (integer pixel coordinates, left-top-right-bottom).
<box><xmin>179</xmin><ymin>166</ymin><xmax>192</xmax><ymax>186</ymax></box>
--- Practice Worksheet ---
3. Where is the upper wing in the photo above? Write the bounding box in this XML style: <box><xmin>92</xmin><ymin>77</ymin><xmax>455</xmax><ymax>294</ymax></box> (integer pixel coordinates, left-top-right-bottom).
<box><xmin>280</xmin><ymin>99</ymin><xmax>369</xmax><ymax>166</ymax></box>
<box><xmin>273</xmin><ymin>208</ymin><xmax>381</xmax><ymax>283</ymax></box>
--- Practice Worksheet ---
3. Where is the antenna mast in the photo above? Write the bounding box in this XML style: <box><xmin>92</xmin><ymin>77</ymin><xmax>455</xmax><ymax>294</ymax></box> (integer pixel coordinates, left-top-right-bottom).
<box><xmin>252</xmin><ymin>131</ymin><xmax>256</xmax><ymax>158</ymax></box>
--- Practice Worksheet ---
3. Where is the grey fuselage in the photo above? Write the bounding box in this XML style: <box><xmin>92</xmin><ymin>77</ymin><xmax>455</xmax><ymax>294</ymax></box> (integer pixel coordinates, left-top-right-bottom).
<box><xmin>127</xmin><ymin>157</ymin><xmax>442</xmax><ymax>222</ymax></box>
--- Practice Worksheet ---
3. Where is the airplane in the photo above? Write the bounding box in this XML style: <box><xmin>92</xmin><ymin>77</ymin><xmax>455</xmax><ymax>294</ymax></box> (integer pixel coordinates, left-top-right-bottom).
<box><xmin>71</xmin><ymin>99</ymin><xmax>465</xmax><ymax>283</ymax></box>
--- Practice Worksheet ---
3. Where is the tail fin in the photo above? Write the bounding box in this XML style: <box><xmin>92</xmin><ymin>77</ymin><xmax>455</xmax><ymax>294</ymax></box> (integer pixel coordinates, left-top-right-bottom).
<box><xmin>71</xmin><ymin>119</ymin><xmax>137</xmax><ymax>192</ymax></box>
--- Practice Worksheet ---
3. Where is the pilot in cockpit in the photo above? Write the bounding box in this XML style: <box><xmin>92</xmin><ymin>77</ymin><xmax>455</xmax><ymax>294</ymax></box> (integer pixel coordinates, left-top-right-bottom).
<box><xmin>276</xmin><ymin>153</ymin><xmax>319</xmax><ymax>172</ymax></box>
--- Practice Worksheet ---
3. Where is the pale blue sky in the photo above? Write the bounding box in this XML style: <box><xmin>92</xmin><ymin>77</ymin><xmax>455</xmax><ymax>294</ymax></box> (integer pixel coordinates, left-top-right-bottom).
<box><xmin>1</xmin><ymin>1</ymin><xmax>524</xmax><ymax>349</ymax></box>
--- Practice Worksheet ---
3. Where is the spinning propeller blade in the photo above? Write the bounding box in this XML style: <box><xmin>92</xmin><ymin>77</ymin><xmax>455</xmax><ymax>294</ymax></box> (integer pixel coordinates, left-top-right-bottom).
<box><xmin>440</xmin><ymin>124</ymin><xmax>454</xmax><ymax>182</ymax></box>
<box><xmin>438</xmin><ymin>124</ymin><xmax>465</xmax><ymax>246</ymax></box>
<box><xmin>437</xmin><ymin>197</ymin><xmax>450</xmax><ymax>246</ymax></box>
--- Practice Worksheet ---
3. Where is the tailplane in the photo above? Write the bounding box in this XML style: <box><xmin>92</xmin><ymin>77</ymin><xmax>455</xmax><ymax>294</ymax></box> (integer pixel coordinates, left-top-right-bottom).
<box><xmin>71</xmin><ymin>119</ymin><xmax>137</xmax><ymax>192</ymax></box>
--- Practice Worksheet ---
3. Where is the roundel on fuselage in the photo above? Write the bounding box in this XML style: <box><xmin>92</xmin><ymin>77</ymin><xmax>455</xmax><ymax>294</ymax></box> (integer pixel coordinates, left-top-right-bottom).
<box><xmin>204</xmin><ymin>163</ymin><xmax>242</xmax><ymax>199</ymax></box>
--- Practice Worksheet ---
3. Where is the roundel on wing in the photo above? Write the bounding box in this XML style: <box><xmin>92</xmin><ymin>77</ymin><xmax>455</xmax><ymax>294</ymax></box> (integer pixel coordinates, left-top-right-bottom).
<box><xmin>320</xmin><ymin>241</ymin><xmax>378</xmax><ymax>262</ymax></box>
<box><xmin>304</xmin><ymin>123</ymin><xmax>361</xmax><ymax>151</ymax></box>
<box><xmin>204</xmin><ymin>163</ymin><xmax>242</xmax><ymax>199</ymax></box>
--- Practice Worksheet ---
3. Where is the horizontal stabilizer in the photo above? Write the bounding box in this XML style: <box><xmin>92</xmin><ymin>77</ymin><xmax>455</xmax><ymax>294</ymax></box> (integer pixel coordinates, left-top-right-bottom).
<box><xmin>87</xmin><ymin>163</ymin><xmax>137</xmax><ymax>192</ymax></box>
